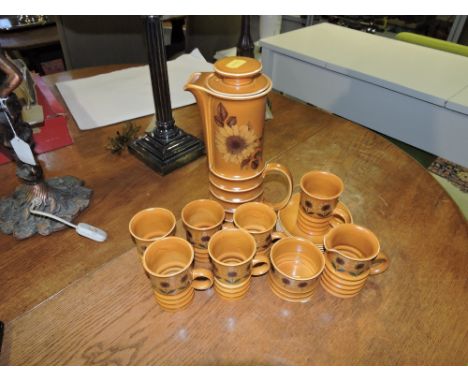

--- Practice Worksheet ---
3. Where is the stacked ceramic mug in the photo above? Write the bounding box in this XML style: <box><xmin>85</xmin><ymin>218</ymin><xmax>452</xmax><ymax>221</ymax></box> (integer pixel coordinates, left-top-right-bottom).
<box><xmin>181</xmin><ymin>199</ymin><xmax>226</xmax><ymax>265</ymax></box>
<box><xmin>296</xmin><ymin>171</ymin><xmax>349</xmax><ymax>236</ymax></box>
<box><xmin>274</xmin><ymin>170</ymin><xmax>390</xmax><ymax>299</ymax></box>
<box><xmin>268</xmin><ymin>237</ymin><xmax>325</xmax><ymax>303</ymax></box>
<box><xmin>141</xmin><ymin>237</ymin><xmax>213</xmax><ymax>311</ymax></box>
<box><xmin>320</xmin><ymin>224</ymin><xmax>389</xmax><ymax>298</ymax></box>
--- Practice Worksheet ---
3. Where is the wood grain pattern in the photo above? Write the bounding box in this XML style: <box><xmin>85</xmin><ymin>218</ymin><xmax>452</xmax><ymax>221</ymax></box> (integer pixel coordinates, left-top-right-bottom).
<box><xmin>0</xmin><ymin>65</ymin><xmax>335</xmax><ymax>323</ymax></box>
<box><xmin>1</xmin><ymin>118</ymin><xmax>467</xmax><ymax>365</ymax></box>
<box><xmin>0</xmin><ymin>66</ymin><xmax>466</xmax><ymax>365</ymax></box>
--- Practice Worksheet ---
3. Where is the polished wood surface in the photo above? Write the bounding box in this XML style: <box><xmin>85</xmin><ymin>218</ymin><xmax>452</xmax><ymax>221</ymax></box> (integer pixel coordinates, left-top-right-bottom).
<box><xmin>1</xmin><ymin>66</ymin><xmax>467</xmax><ymax>365</ymax></box>
<box><xmin>0</xmin><ymin>25</ymin><xmax>59</xmax><ymax>50</ymax></box>
<box><xmin>0</xmin><ymin>65</ymin><xmax>334</xmax><ymax>322</ymax></box>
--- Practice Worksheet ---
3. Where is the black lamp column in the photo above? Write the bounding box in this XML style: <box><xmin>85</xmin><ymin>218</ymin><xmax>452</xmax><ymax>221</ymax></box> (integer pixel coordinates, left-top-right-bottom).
<box><xmin>129</xmin><ymin>15</ymin><xmax>204</xmax><ymax>175</ymax></box>
<box><xmin>236</xmin><ymin>15</ymin><xmax>255</xmax><ymax>58</ymax></box>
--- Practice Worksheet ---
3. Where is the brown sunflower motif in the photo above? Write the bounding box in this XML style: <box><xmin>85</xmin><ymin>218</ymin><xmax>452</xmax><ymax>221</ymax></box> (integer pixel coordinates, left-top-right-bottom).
<box><xmin>348</xmin><ymin>263</ymin><xmax>367</xmax><ymax>277</ymax></box>
<box><xmin>336</xmin><ymin>257</ymin><xmax>345</xmax><ymax>265</ymax></box>
<box><xmin>158</xmin><ymin>281</ymin><xmax>176</xmax><ymax>295</ymax></box>
<box><xmin>200</xmin><ymin>234</ymin><xmax>211</xmax><ymax>248</ymax></box>
<box><xmin>223</xmin><ymin>270</ymin><xmax>239</xmax><ymax>284</ymax></box>
<box><xmin>214</xmin><ymin>103</ymin><xmax>262</xmax><ymax>169</ymax></box>
<box><xmin>302</xmin><ymin>200</ymin><xmax>314</xmax><ymax>215</ymax></box>
<box><xmin>216</xmin><ymin>124</ymin><xmax>257</xmax><ymax>164</ymax></box>
<box><xmin>318</xmin><ymin>204</ymin><xmax>332</xmax><ymax>217</ymax></box>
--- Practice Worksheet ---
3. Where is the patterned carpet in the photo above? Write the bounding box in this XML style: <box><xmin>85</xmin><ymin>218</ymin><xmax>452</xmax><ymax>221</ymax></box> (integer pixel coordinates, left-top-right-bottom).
<box><xmin>428</xmin><ymin>158</ymin><xmax>468</xmax><ymax>193</ymax></box>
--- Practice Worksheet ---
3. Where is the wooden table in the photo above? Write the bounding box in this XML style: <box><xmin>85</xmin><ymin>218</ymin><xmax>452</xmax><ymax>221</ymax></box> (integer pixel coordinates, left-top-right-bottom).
<box><xmin>0</xmin><ymin>66</ymin><xmax>467</xmax><ymax>365</ymax></box>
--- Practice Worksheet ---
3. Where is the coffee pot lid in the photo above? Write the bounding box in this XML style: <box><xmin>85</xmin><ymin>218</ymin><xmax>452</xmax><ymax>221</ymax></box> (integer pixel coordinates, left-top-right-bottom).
<box><xmin>214</xmin><ymin>56</ymin><xmax>262</xmax><ymax>77</ymax></box>
<box><xmin>207</xmin><ymin>56</ymin><xmax>272</xmax><ymax>98</ymax></box>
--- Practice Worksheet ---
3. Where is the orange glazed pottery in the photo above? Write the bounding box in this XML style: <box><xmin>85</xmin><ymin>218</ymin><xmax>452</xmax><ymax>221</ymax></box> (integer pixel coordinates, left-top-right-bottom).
<box><xmin>277</xmin><ymin>192</ymin><xmax>353</xmax><ymax>251</ymax></box>
<box><xmin>268</xmin><ymin>237</ymin><xmax>325</xmax><ymax>303</ymax></box>
<box><xmin>142</xmin><ymin>237</ymin><xmax>213</xmax><ymax>311</ymax></box>
<box><xmin>208</xmin><ymin>228</ymin><xmax>269</xmax><ymax>300</ymax></box>
<box><xmin>233</xmin><ymin>202</ymin><xmax>286</xmax><ymax>258</ymax></box>
<box><xmin>181</xmin><ymin>199</ymin><xmax>225</xmax><ymax>264</ymax></box>
<box><xmin>185</xmin><ymin>56</ymin><xmax>293</xmax><ymax>219</ymax></box>
<box><xmin>320</xmin><ymin>224</ymin><xmax>389</xmax><ymax>298</ymax></box>
<box><xmin>129</xmin><ymin>207</ymin><xmax>176</xmax><ymax>257</ymax></box>
<box><xmin>297</xmin><ymin>171</ymin><xmax>347</xmax><ymax>236</ymax></box>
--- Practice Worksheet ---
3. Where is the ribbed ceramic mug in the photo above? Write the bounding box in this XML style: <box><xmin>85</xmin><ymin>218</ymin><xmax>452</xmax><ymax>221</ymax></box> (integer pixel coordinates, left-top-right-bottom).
<box><xmin>129</xmin><ymin>207</ymin><xmax>176</xmax><ymax>257</ymax></box>
<box><xmin>297</xmin><ymin>171</ymin><xmax>347</xmax><ymax>235</ymax></box>
<box><xmin>233</xmin><ymin>202</ymin><xmax>286</xmax><ymax>258</ymax></box>
<box><xmin>181</xmin><ymin>199</ymin><xmax>226</xmax><ymax>264</ymax></box>
<box><xmin>208</xmin><ymin>228</ymin><xmax>269</xmax><ymax>300</ymax></box>
<box><xmin>268</xmin><ymin>237</ymin><xmax>325</xmax><ymax>302</ymax></box>
<box><xmin>320</xmin><ymin>224</ymin><xmax>389</xmax><ymax>298</ymax></box>
<box><xmin>142</xmin><ymin>237</ymin><xmax>213</xmax><ymax>311</ymax></box>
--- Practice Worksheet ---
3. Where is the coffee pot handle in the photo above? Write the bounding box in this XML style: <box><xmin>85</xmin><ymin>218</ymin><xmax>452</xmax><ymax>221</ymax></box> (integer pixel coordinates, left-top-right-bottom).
<box><xmin>262</xmin><ymin>162</ymin><xmax>293</xmax><ymax>211</ymax></box>
<box><xmin>369</xmin><ymin>251</ymin><xmax>390</xmax><ymax>275</ymax></box>
<box><xmin>330</xmin><ymin>207</ymin><xmax>352</xmax><ymax>228</ymax></box>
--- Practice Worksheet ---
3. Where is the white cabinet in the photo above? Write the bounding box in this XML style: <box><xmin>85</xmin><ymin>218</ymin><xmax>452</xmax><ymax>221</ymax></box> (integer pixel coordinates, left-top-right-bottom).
<box><xmin>261</xmin><ymin>23</ymin><xmax>468</xmax><ymax>166</ymax></box>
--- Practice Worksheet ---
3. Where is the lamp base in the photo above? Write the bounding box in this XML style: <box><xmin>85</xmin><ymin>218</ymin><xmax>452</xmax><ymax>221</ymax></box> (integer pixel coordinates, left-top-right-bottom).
<box><xmin>128</xmin><ymin>127</ymin><xmax>204</xmax><ymax>175</ymax></box>
<box><xmin>0</xmin><ymin>176</ymin><xmax>92</xmax><ymax>240</ymax></box>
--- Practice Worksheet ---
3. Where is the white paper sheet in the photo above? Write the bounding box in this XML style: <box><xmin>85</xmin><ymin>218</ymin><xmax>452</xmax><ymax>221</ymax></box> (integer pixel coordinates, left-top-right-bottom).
<box><xmin>56</xmin><ymin>49</ymin><xmax>213</xmax><ymax>131</ymax></box>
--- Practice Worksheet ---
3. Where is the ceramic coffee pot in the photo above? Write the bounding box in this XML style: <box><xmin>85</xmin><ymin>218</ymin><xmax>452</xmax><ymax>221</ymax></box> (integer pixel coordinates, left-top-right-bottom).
<box><xmin>185</xmin><ymin>56</ymin><xmax>293</xmax><ymax>220</ymax></box>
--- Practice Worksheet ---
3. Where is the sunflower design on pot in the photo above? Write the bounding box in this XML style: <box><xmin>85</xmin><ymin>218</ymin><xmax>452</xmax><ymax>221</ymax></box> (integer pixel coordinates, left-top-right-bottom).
<box><xmin>214</xmin><ymin>103</ymin><xmax>262</xmax><ymax>169</ymax></box>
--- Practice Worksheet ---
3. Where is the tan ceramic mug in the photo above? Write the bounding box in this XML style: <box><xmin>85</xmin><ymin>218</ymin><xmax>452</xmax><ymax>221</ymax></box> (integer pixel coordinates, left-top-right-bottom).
<box><xmin>181</xmin><ymin>199</ymin><xmax>226</xmax><ymax>264</ymax></box>
<box><xmin>268</xmin><ymin>237</ymin><xmax>326</xmax><ymax>302</ymax></box>
<box><xmin>208</xmin><ymin>228</ymin><xmax>269</xmax><ymax>300</ymax></box>
<box><xmin>129</xmin><ymin>207</ymin><xmax>176</xmax><ymax>257</ymax></box>
<box><xmin>320</xmin><ymin>223</ymin><xmax>389</xmax><ymax>299</ymax></box>
<box><xmin>233</xmin><ymin>202</ymin><xmax>286</xmax><ymax>258</ymax></box>
<box><xmin>142</xmin><ymin>237</ymin><xmax>213</xmax><ymax>311</ymax></box>
<box><xmin>297</xmin><ymin>171</ymin><xmax>349</xmax><ymax>235</ymax></box>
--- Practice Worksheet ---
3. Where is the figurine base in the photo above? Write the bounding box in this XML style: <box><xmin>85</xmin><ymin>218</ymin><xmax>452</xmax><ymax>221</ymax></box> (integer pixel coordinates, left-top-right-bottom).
<box><xmin>128</xmin><ymin>127</ymin><xmax>204</xmax><ymax>175</ymax></box>
<box><xmin>0</xmin><ymin>176</ymin><xmax>92</xmax><ymax>240</ymax></box>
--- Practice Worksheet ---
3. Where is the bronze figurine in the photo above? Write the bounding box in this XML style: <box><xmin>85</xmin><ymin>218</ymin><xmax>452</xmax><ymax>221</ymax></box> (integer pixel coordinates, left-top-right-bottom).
<box><xmin>0</xmin><ymin>46</ymin><xmax>92</xmax><ymax>239</ymax></box>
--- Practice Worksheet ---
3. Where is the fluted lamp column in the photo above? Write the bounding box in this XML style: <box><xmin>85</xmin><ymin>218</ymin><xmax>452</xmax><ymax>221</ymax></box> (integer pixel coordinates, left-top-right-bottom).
<box><xmin>129</xmin><ymin>15</ymin><xmax>204</xmax><ymax>175</ymax></box>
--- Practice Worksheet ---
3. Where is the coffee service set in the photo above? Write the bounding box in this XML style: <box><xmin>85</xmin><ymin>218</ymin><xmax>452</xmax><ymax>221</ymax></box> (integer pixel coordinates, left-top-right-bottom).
<box><xmin>128</xmin><ymin>56</ymin><xmax>389</xmax><ymax>311</ymax></box>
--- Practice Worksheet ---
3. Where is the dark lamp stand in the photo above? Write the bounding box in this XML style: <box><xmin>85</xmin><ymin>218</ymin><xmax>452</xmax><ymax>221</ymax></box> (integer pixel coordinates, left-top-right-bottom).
<box><xmin>129</xmin><ymin>16</ymin><xmax>204</xmax><ymax>175</ymax></box>
<box><xmin>236</xmin><ymin>16</ymin><xmax>255</xmax><ymax>58</ymax></box>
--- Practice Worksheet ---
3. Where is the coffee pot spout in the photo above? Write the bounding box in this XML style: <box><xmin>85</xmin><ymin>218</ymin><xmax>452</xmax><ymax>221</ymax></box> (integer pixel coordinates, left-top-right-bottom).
<box><xmin>184</xmin><ymin>71</ymin><xmax>215</xmax><ymax>161</ymax></box>
<box><xmin>184</xmin><ymin>72</ymin><xmax>211</xmax><ymax>126</ymax></box>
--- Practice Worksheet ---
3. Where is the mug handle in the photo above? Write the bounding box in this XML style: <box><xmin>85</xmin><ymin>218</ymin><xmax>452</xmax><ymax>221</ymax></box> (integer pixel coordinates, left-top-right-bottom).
<box><xmin>271</xmin><ymin>231</ymin><xmax>287</xmax><ymax>242</ymax></box>
<box><xmin>329</xmin><ymin>207</ymin><xmax>351</xmax><ymax>228</ymax></box>
<box><xmin>251</xmin><ymin>253</ymin><xmax>270</xmax><ymax>276</ymax></box>
<box><xmin>262</xmin><ymin>162</ymin><xmax>293</xmax><ymax>211</ymax></box>
<box><xmin>192</xmin><ymin>268</ymin><xmax>214</xmax><ymax>290</ymax></box>
<box><xmin>369</xmin><ymin>251</ymin><xmax>389</xmax><ymax>276</ymax></box>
